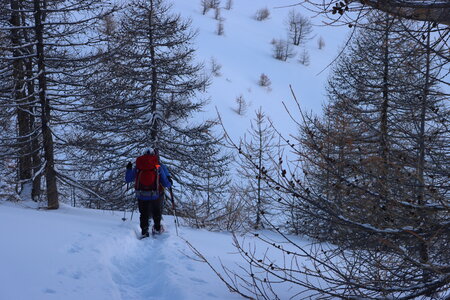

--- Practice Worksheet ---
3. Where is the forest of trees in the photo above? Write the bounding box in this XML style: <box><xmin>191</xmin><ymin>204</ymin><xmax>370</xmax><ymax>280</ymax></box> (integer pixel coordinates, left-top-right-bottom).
<box><xmin>0</xmin><ymin>0</ymin><xmax>229</xmax><ymax>215</ymax></box>
<box><xmin>1</xmin><ymin>0</ymin><xmax>448</xmax><ymax>299</ymax></box>
<box><xmin>205</xmin><ymin>11</ymin><xmax>449</xmax><ymax>299</ymax></box>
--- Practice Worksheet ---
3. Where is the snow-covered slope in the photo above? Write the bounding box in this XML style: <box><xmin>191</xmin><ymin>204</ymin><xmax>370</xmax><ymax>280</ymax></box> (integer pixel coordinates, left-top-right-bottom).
<box><xmin>0</xmin><ymin>201</ymin><xmax>315</xmax><ymax>300</ymax></box>
<box><xmin>171</xmin><ymin>0</ymin><xmax>350</xmax><ymax>139</ymax></box>
<box><xmin>0</xmin><ymin>202</ymin><xmax>235</xmax><ymax>300</ymax></box>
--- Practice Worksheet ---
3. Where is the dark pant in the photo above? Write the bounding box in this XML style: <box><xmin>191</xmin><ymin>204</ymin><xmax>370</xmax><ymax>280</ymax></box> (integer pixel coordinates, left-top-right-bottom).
<box><xmin>138</xmin><ymin>195</ymin><xmax>163</xmax><ymax>233</ymax></box>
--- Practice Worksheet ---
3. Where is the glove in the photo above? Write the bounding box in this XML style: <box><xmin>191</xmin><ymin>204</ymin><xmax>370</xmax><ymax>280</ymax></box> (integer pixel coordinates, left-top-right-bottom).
<box><xmin>168</xmin><ymin>176</ymin><xmax>173</xmax><ymax>185</ymax></box>
<box><xmin>126</xmin><ymin>162</ymin><xmax>132</xmax><ymax>170</ymax></box>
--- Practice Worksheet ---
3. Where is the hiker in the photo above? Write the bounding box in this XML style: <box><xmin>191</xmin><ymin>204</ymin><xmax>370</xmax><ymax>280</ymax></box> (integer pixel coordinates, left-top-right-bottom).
<box><xmin>125</xmin><ymin>150</ymin><xmax>172</xmax><ymax>237</ymax></box>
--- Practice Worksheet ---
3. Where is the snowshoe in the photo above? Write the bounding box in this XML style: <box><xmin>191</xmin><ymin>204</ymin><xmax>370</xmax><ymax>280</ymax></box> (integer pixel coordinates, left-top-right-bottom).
<box><xmin>152</xmin><ymin>225</ymin><xmax>165</xmax><ymax>235</ymax></box>
<box><xmin>139</xmin><ymin>229</ymin><xmax>150</xmax><ymax>239</ymax></box>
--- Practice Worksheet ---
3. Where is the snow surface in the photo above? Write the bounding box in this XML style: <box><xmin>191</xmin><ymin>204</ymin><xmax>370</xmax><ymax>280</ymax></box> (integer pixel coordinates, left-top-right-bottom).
<box><xmin>0</xmin><ymin>201</ymin><xmax>234</xmax><ymax>300</ymax></box>
<box><xmin>169</xmin><ymin>0</ymin><xmax>351</xmax><ymax>140</ymax></box>
<box><xmin>0</xmin><ymin>201</ymin><xmax>315</xmax><ymax>300</ymax></box>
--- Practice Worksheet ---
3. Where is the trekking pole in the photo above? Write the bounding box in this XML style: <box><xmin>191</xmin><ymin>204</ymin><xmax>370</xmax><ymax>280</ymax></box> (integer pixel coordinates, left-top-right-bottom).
<box><xmin>169</xmin><ymin>186</ymin><xmax>179</xmax><ymax>236</ymax></box>
<box><xmin>130</xmin><ymin>198</ymin><xmax>136</xmax><ymax>221</ymax></box>
<box><xmin>122</xmin><ymin>183</ymin><xmax>129</xmax><ymax>221</ymax></box>
<box><xmin>125</xmin><ymin>182</ymin><xmax>137</xmax><ymax>222</ymax></box>
<box><xmin>130</xmin><ymin>182</ymin><xmax>138</xmax><ymax>222</ymax></box>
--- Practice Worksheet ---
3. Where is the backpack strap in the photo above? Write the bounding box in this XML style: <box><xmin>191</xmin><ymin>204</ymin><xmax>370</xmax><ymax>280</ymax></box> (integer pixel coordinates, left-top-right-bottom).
<box><xmin>156</xmin><ymin>165</ymin><xmax>160</xmax><ymax>192</ymax></box>
<box><xmin>135</xmin><ymin>169</ymin><xmax>141</xmax><ymax>190</ymax></box>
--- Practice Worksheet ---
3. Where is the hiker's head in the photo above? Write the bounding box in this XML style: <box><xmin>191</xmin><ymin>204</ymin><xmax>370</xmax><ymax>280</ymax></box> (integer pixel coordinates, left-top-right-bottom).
<box><xmin>144</xmin><ymin>149</ymin><xmax>156</xmax><ymax>155</ymax></box>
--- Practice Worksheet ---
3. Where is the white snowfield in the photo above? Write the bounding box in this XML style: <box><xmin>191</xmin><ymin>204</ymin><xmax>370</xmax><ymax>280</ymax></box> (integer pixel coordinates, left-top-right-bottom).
<box><xmin>0</xmin><ymin>202</ymin><xmax>248</xmax><ymax>300</ymax></box>
<box><xmin>170</xmin><ymin>0</ymin><xmax>350</xmax><ymax>141</ymax></box>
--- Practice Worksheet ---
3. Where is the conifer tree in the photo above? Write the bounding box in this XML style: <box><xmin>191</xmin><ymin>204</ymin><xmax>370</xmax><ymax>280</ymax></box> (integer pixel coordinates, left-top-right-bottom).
<box><xmin>184</xmin><ymin>145</ymin><xmax>231</xmax><ymax>229</ymax></box>
<box><xmin>74</xmin><ymin>0</ymin><xmax>229</xmax><ymax>210</ymax></box>
<box><xmin>0</xmin><ymin>0</ymin><xmax>112</xmax><ymax>208</ymax></box>
<box><xmin>297</xmin><ymin>14</ymin><xmax>419</xmax><ymax>238</ymax></box>
<box><xmin>293</xmin><ymin>12</ymin><xmax>450</xmax><ymax>297</ymax></box>
<box><xmin>237</xmin><ymin>107</ymin><xmax>279</xmax><ymax>229</ymax></box>
<box><xmin>200</xmin><ymin>13</ymin><xmax>449</xmax><ymax>299</ymax></box>
<box><xmin>0</xmin><ymin>0</ymin><xmax>41</xmax><ymax>201</ymax></box>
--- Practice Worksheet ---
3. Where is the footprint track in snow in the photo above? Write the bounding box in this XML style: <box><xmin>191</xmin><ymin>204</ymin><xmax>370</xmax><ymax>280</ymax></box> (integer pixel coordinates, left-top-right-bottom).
<box><xmin>109</xmin><ymin>238</ymin><xmax>184</xmax><ymax>300</ymax></box>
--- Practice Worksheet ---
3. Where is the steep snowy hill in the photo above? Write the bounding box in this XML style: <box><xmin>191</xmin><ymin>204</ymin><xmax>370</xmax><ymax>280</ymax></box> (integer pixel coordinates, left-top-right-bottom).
<box><xmin>170</xmin><ymin>0</ymin><xmax>350</xmax><ymax>140</ymax></box>
<box><xmin>0</xmin><ymin>201</ymin><xmax>315</xmax><ymax>300</ymax></box>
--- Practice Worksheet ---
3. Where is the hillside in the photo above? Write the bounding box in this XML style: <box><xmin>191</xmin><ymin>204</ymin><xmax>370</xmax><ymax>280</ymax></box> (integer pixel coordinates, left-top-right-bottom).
<box><xmin>170</xmin><ymin>0</ymin><xmax>350</xmax><ymax>139</ymax></box>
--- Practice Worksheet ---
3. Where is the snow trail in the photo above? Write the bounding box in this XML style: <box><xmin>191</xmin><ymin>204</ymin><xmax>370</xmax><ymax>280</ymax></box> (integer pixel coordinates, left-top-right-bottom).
<box><xmin>109</xmin><ymin>231</ymin><xmax>184</xmax><ymax>300</ymax></box>
<box><xmin>108</xmin><ymin>226</ymin><xmax>225</xmax><ymax>300</ymax></box>
<box><xmin>0</xmin><ymin>202</ymin><xmax>241</xmax><ymax>300</ymax></box>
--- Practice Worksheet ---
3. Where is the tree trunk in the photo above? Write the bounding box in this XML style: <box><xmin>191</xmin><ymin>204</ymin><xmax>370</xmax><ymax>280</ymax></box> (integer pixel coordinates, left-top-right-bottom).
<box><xmin>34</xmin><ymin>0</ymin><xmax>59</xmax><ymax>209</ymax></box>
<box><xmin>417</xmin><ymin>22</ymin><xmax>432</xmax><ymax>292</ymax></box>
<box><xmin>21</xmin><ymin>1</ymin><xmax>42</xmax><ymax>201</ymax></box>
<box><xmin>11</xmin><ymin>0</ymin><xmax>33</xmax><ymax>196</ymax></box>
<box><xmin>255</xmin><ymin>127</ymin><xmax>263</xmax><ymax>230</ymax></box>
<box><xmin>379</xmin><ymin>16</ymin><xmax>390</xmax><ymax>212</ymax></box>
<box><xmin>149</xmin><ymin>0</ymin><xmax>159</xmax><ymax>147</ymax></box>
